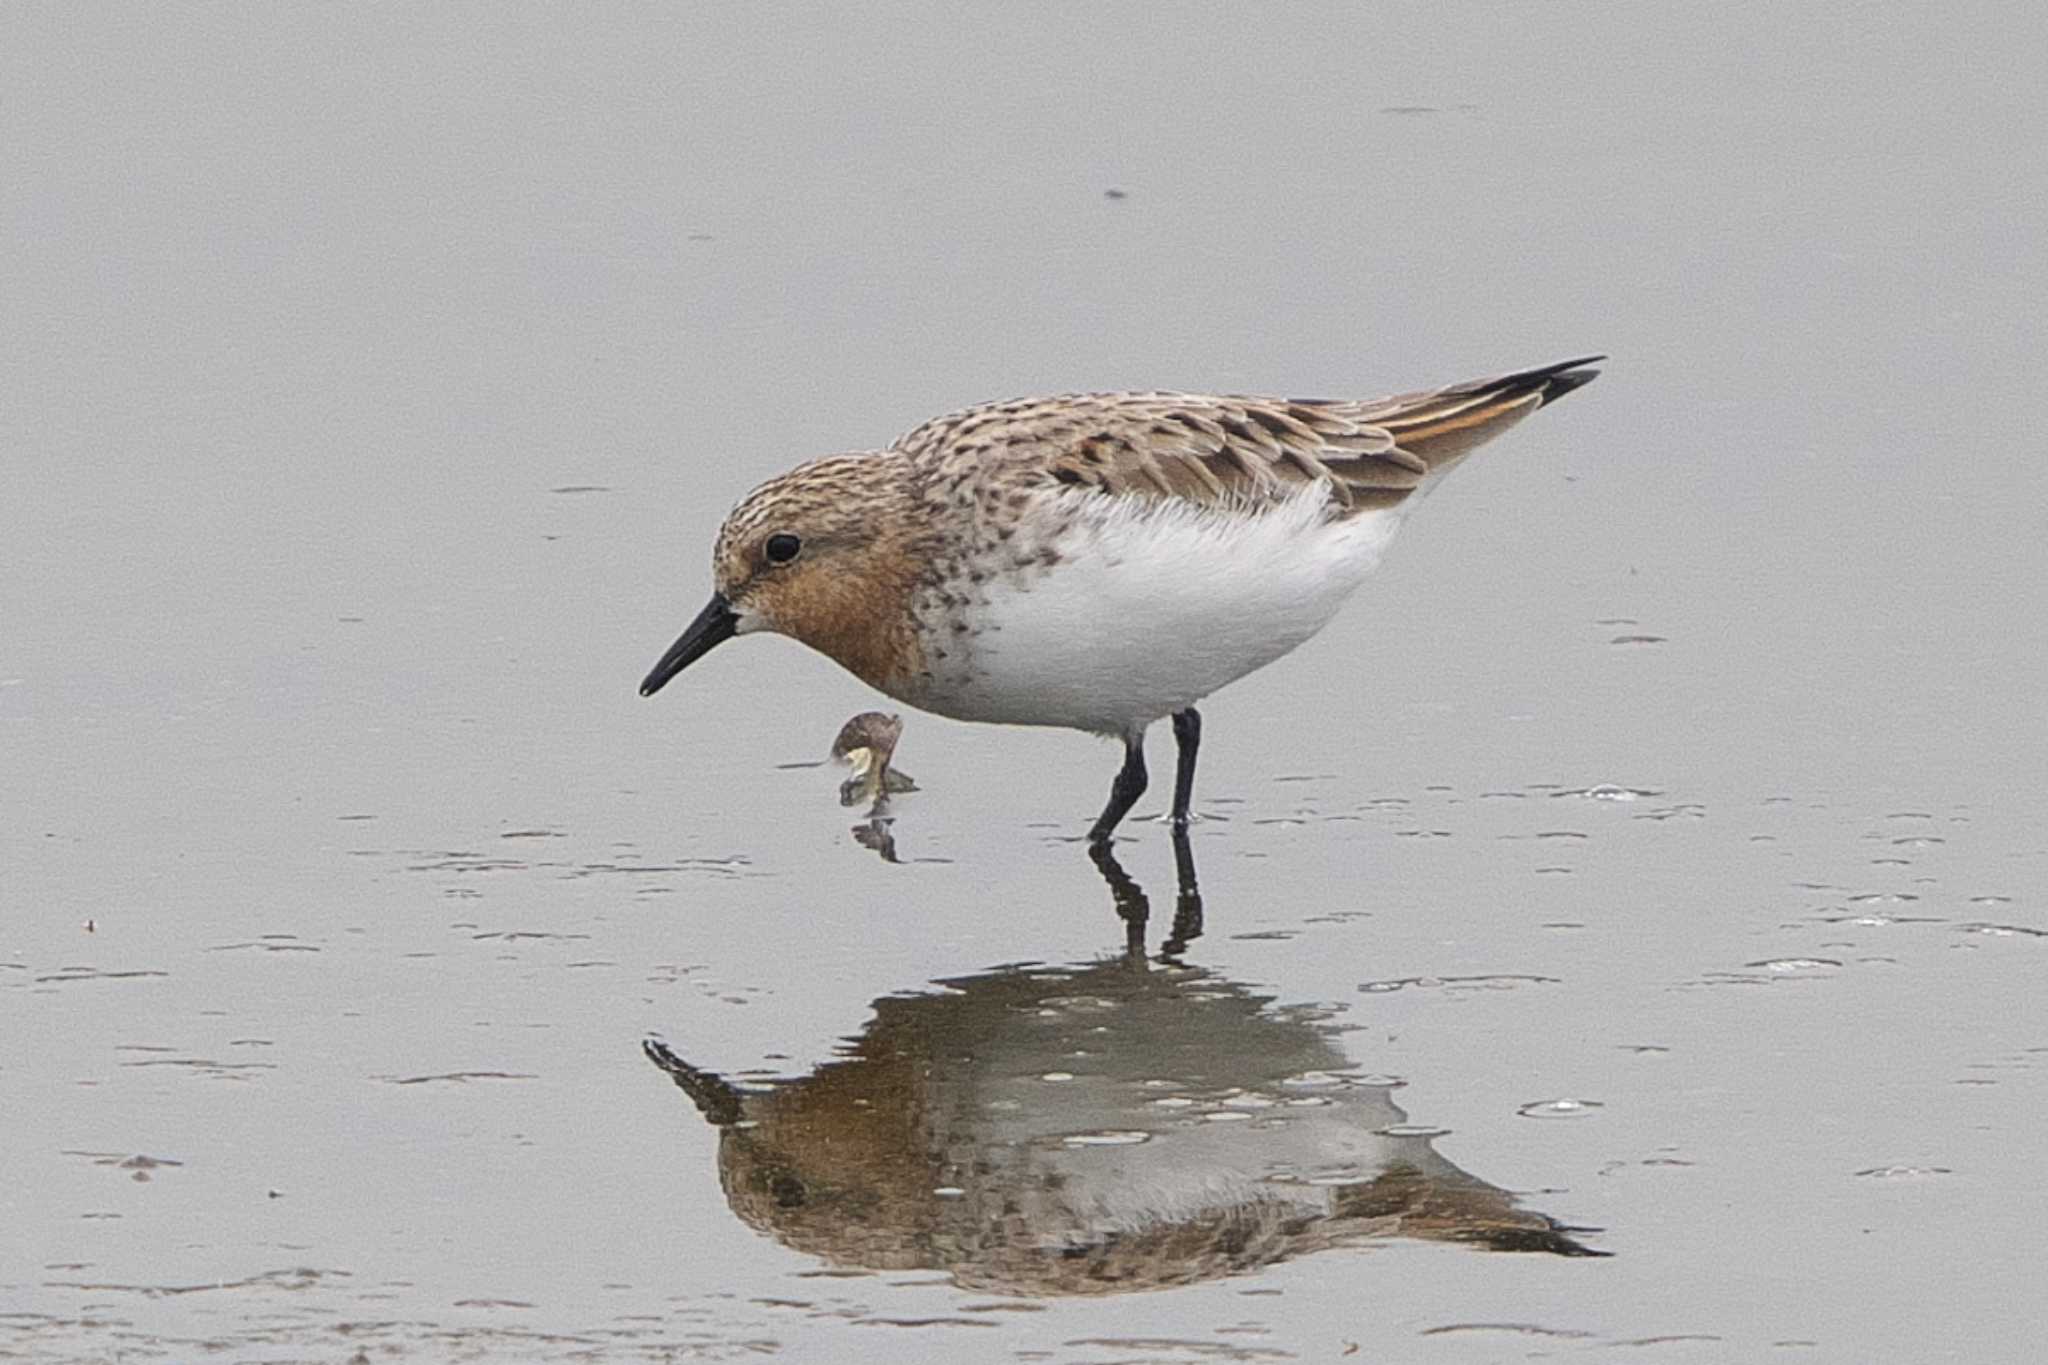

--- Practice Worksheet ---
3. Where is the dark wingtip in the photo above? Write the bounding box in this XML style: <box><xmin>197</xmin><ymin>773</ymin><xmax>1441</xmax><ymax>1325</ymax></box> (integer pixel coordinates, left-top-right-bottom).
<box><xmin>1524</xmin><ymin>354</ymin><xmax>1605</xmax><ymax>406</ymax></box>
<box><xmin>1450</xmin><ymin>1218</ymin><xmax>1612</xmax><ymax>1258</ymax></box>
<box><xmin>642</xmin><ymin>1038</ymin><xmax>749</xmax><ymax>1127</ymax></box>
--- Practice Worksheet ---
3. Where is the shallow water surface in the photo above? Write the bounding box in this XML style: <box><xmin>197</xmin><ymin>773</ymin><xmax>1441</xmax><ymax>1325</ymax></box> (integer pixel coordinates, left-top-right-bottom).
<box><xmin>6</xmin><ymin>4</ymin><xmax>2047</xmax><ymax>1362</ymax></box>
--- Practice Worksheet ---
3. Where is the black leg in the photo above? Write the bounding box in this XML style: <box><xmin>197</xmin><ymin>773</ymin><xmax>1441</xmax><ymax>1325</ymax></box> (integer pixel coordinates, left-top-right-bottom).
<box><xmin>1162</xmin><ymin>824</ymin><xmax>1204</xmax><ymax>958</ymax></box>
<box><xmin>1169</xmin><ymin>708</ymin><xmax>1201</xmax><ymax>826</ymax></box>
<box><xmin>1087</xmin><ymin>823</ymin><xmax>1205</xmax><ymax>961</ymax></box>
<box><xmin>1088</xmin><ymin>838</ymin><xmax>1150</xmax><ymax>959</ymax></box>
<box><xmin>1088</xmin><ymin>733</ymin><xmax>1149</xmax><ymax>844</ymax></box>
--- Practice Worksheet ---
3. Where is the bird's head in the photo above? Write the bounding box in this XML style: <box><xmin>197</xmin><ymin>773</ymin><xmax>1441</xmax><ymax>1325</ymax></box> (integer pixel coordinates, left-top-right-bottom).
<box><xmin>640</xmin><ymin>454</ymin><xmax>925</xmax><ymax>697</ymax></box>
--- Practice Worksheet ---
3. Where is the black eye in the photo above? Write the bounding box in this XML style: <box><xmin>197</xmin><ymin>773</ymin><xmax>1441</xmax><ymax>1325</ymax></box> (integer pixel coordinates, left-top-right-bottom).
<box><xmin>764</xmin><ymin>533</ymin><xmax>802</xmax><ymax>565</ymax></box>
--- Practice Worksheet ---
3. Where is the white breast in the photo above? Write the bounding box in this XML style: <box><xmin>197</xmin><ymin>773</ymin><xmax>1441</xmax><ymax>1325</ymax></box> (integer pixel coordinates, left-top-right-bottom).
<box><xmin>927</xmin><ymin>485</ymin><xmax>1407</xmax><ymax>735</ymax></box>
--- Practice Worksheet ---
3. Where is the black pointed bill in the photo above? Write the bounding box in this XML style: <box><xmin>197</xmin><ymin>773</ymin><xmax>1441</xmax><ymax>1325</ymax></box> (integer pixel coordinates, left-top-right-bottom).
<box><xmin>640</xmin><ymin>593</ymin><xmax>738</xmax><ymax>696</ymax></box>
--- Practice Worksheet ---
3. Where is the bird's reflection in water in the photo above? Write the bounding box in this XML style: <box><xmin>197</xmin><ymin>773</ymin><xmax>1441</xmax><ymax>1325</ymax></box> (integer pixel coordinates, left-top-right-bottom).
<box><xmin>1090</xmin><ymin>828</ymin><xmax>1205</xmax><ymax>959</ymax></box>
<box><xmin>643</xmin><ymin>849</ymin><xmax>1604</xmax><ymax>1295</ymax></box>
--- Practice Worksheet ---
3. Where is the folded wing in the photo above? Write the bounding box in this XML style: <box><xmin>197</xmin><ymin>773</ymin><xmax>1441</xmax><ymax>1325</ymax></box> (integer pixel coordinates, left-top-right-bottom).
<box><xmin>901</xmin><ymin>356</ymin><xmax>1602</xmax><ymax>516</ymax></box>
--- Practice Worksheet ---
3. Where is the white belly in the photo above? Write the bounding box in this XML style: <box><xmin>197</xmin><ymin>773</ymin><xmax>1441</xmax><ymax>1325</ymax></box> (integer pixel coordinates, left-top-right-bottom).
<box><xmin>924</xmin><ymin>487</ymin><xmax>1406</xmax><ymax>735</ymax></box>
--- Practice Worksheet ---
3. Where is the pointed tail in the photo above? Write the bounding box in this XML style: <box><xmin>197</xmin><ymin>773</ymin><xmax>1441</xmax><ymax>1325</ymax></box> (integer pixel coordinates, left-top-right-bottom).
<box><xmin>1366</xmin><ymin>354</ymin><xmax>1604</xmax><ymax>474</ymax></box>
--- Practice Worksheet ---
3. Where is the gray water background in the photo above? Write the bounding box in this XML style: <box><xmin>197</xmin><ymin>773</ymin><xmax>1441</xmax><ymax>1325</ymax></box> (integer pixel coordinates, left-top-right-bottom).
<box><xmin>5</xmin><ymin>3</ymin><xmax>2046</xmax><ymax>1361</ymax></box>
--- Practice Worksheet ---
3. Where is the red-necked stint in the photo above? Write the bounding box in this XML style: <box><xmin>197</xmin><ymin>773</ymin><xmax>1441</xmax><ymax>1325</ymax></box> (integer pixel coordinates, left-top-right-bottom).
<box><xmin>642</xmin><ymin>357</ymin><xmax>1602</xmax><ymax>842</ymax></box>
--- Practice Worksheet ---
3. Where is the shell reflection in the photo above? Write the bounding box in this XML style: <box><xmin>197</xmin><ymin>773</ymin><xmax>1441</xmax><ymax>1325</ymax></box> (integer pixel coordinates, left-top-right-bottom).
<box><xmin>645</xmin><ymin>959</ymin><xmax>1604</xmax><ymax>1295</ymax></box>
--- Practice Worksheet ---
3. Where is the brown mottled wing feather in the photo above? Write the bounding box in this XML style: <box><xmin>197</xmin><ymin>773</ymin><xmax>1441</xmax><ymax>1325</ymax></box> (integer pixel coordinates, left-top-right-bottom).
<box><xmin>1053</xmin><ymin>390</ymin><xmax>1426</xmax><ymax>512</ymax></box>
<box><xmin>898</xmin><ymin>356</ymin><xmax>1601</xmax><ymax>516</ymax></box>
<box><xmin>1341</xmin><ymin>355</ymin><xmax>1603</xmax><ymax>483</ymax></box>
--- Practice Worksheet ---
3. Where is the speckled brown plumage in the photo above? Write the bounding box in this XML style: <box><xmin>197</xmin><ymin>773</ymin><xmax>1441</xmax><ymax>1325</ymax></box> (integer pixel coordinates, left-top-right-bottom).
<box><xmin>893</xmin><ymin>356</ymin><xmax>1602</xmax><ymax>513</ymax></box>
<box><xmin>642</xmin><ymin>957</ymin><xmax>1605</xmax><ymax>1296</ymax></box>
<box><xmin>641</xmin><ymin>356</ymin><xmax>1602</xmax><ymax>836</ymax></box>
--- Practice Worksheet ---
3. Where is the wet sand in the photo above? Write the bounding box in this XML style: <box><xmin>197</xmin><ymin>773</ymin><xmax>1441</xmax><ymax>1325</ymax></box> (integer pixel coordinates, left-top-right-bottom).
<box><xmin>6</xmin><ymin>4</ymin><xmax>2046</xmax><ymax>1362</ymax></box>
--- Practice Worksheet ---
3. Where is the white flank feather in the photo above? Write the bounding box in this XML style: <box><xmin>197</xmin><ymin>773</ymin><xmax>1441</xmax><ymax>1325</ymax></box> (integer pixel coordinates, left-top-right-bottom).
<box><xmin>935</xmin><ymin>484</ymin><xmax>1408</xmax><ymax>734</ymax></box>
